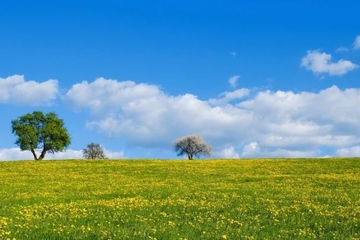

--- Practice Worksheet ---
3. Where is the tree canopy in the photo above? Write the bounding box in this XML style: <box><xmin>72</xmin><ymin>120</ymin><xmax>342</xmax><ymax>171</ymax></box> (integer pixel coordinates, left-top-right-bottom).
<box><xmin>173</xmin><ymin>134</ymin><xmax>212</xmax><ymax>160</ymax></box>
<box><xmin>83</xmin><ymin>143</ymin><xmax>107</xmax><ymax>159</ymax></box>
<box><xmin>11</xmin><ymin>111</ymin><xmax>71</xmax><ymax>160</ymax></box>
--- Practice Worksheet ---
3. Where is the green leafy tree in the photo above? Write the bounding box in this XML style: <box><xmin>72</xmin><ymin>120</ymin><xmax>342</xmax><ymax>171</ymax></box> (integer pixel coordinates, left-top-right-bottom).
<box><xmin>11</xmin><ymin>111</ymin><xmax>71</xmax><ymax>160</ymax></box>
<box><xmin>83</xmin><ymin>143</ymin><xmax>107</xmax><ymax>159</ymax></box>
<box><xmin>174</xmin><ymin>134</ymin><xmax>212</xmax><ymax>160</ymax></box>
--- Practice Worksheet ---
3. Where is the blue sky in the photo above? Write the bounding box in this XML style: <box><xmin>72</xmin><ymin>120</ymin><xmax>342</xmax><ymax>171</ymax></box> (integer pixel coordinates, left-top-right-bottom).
<box><xmin>1</xmin><ymin>0</ymin><xmax>360</xmax><ymax>160</ymax></box>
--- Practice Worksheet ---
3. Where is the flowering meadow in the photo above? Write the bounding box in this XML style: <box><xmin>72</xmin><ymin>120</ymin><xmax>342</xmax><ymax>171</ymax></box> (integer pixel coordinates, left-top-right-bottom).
<box><xmin>0</xmin><ymin>158</ymin><xmax>359</xmax><ymax>239</ymax></box>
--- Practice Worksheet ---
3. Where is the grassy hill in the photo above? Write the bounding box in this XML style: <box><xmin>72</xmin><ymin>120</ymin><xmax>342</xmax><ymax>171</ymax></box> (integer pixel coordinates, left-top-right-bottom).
<box><xmin>0</xmin><ymin>158</ymin><xmax>359</xmax><ymax>239</ymax></box>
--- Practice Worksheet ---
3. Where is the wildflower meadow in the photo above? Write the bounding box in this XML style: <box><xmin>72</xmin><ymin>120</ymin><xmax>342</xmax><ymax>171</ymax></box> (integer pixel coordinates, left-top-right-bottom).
<box><xmin>0</xmin><ymin>158</ymin><xmax>359</xmax><ymax>239</ymax></box>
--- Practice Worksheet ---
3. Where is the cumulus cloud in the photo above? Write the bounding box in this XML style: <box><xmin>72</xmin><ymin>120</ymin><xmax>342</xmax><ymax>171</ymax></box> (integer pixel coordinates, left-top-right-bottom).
<box><xmin>208</xmin><ymin>88</ymin><xmax>250</xmax><ymax>106</ymax></box>
<box><xmin>65</xmin><ymin>78</ymin><xmax>360</xmax><ymax>158</ymax></box>
<box><xmin>64</xmin><ymin>78</ymin><xmax>162</xmax><ymax>114</ymax></box>
<box><xmin>241</xmin><ymin>86</ymin><xmax>360</xmax><ymax>125</ymax></box>
<box><xmin>240</xmin><ymin>142</ymin><xmax>319</xmax><ymax>158</ymax></box>
<box><xmin>0</xmin><ymin>75</ymin><xmax>59</xmax><ymax>106</ymax></box>
<box><xmin>301</xmin><ymin>50</ymin><xmax>358</xmax><ymax>76</ymax></box>
<box><xmin>104</xmin><ymin>149</ymin><xmax>125</xmax><ymax>159</ymax></box>
<box><xmin>335</xmin><ymin>146</ymin><xmax>360</xmax><ymax>157</ymax></box>
<box><xmin>217</xmin><ymin>146</ymin><xmax>240</xmax><ymax>158</ymax></box>
<box><xmin>0</xmin><ymin>148</ymin><xmax>83</xmax><ymax>161</ymax></box>
<box><xmin>228</xmin><ymin>75</ymin><xmax>240</xmax><ymax>88</ymax></box>
<box><xmin>66</xmin><ymin>78</ymin><xmax>254</xmax><ymax>148</ymax></box>
<box><xmin>354</xmin><ymin>35</ymin><xmax>360</xmax><ymax>50</ymax></box>
<box><xmin>0</xmin><ymin>148</ymin><xmax>34</xmax><ymax>161</ymax></box>
<box><xmin>46</xmin><ymin>148</ymin><xmax>124</xmax><ymax>160</ymax></box>
<box><xmin>241</xmin><ymin>142</ymin><xmax>260</xmax><ymax>157</ymax></box>
<box><xmin>0</xmin><ymin>148</ymin><xmax>124</xmax><ymax>161</ymax></box>
<box><xmin>46</xmin><ymin>149</ymin><xmax>84</xmax><ymax>160</ymax></box>
<box><xmin>261</xmin><ymin>149</ymin><xmax>319</xmax><ymax>158</ymax></box>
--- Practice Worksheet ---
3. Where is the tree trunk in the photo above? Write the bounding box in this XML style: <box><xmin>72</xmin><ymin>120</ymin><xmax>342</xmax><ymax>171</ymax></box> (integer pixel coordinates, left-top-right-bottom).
<box><xmin>30</xmin><ymin>149</ymin><xmax>38</xmax><ymax>160</ymax></box>
<box><xmin>38</xmin><ymin>148</ymin><xmax>47</xmax><ymax>160</ymax></box>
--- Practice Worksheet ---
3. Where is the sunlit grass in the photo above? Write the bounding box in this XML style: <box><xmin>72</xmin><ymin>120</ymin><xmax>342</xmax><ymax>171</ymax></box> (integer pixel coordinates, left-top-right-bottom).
<box><xmin>0</xmin><ymin>158</ymin><xmax>359</xmax><ymax>239</ymax></box>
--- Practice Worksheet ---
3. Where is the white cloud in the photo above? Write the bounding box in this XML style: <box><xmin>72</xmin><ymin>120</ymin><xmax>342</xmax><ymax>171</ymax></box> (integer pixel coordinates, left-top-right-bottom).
<box><xmin>66</xmin><ymin>78</ymin><xmax>254</xmax><ymax>148</ymax></box>
<box><xmin>45</xmin><ymin>148</ymin><xmax>124</xmax><ymax>160</ymax></box>
<box><xmin>301</xmin><ymin>50</ymin><xmax>358</xmax><ymax>76</ymax></box>
<box><xmin>46</xmin><ymin>149</ymin><xmax>84</xmax><ymax>160</ymax></box>
<box><xmin>65</xmin><ymin>78</ymin><xmax>162</xmax><ymax>115</ymax></box>
<box><xmin>104</xmin><ymin>149</ymin><xmax>125</xmax><ymax>159</ymax></box>
<box><xmin>335</xmin><ymin>146</ymin><xmax>360</xmax><ymax>157</ymax></box>
<box><xmin>241</xmin><ymin>142</ymin><xmax>260</xmax><ymax>157</ymax></box>
<box><xmin>260</xmin><ymin>134</ymin><xmax>356</xmax><ymax>148</ymax></box>
<box><xmin>0</xmin><ymin>75</ymin><xmax>59</xmax><ymax>106</ymax></box>
<box><xmin>354</xmin><ymin>35</ymin><xmax>360</xmax><ymax>50</ymax></box>
<box><xmin>240</xmin><ymin>85</ymin><xmax>360</xmax><ymax>125</ymax></box>
<box><xmin>217</xmin><ymin>146</ymin><xmax>240</xmax><ymax>158</ymax></box>
<box><xmin>65</xmin><ymin>78</ymin><xmax>360</xmax><ymax>158</ymax></box>
<box><xmin>0</xmin><ymin>148</ymin><xmax>125</xmax><ymax>161</ymax></box>
<box><xmin>228</xmin><ymin>75</ymin><xmax>240</xmax><ymax>88</ymax></box>
<box><xmin>208</xmin><ymin>88</ymin><xmax>250</xmax><ymax>106</ymax></box>
<box><xmin>261</xmin><ymin>149</ymin><xmax>319</xmax><ymax>158</ymax></box>
<box><xmin>0</xmin><ymin>148</ymin><xmax>33</xmax><ymax>161</ymax></box>
<box><xmin>238</xmin><ymin>142</ymin><xmax>319</xmax><ymax>158</ymax></box>
<box><xmin>336</xmin><ymin>47</ymin><xmax>349</xmax><ymax>52</ymax></box>
<box><xmin>240</xmin><ymin>143</ymin><xmax>318</xmax><ymax>158</ymax></box>
<box><xmin>0</xmin><ymin>148</ymin><xmax>83</xmax><ymax>160</ymax></box>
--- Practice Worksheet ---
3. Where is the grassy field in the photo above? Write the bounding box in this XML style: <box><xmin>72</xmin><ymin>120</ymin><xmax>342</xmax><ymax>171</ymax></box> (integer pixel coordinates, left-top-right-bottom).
<box><xmin>0</xmin><ymin>158</ymin><xmax>359</xmax><ymax>239</ymax></box>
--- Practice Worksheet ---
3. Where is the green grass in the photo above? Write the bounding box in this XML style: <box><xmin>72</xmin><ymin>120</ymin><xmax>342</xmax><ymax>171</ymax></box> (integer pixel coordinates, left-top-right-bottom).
<box><xmin>0</xmin><ymin>158</ymin><xmax>359</xmax><ymax>239</ymax></box>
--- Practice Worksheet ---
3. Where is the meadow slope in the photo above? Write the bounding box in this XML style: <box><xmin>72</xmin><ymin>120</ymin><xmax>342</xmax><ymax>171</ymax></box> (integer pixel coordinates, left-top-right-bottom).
<box><xmin>0</xmin><ymin>158</ymin><xmax>359</xmax><ymax>239</ymax></box>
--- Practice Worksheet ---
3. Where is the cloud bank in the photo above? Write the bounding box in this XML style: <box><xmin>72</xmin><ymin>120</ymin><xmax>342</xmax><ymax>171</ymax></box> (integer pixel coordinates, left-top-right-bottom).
<box><xmin>1</xmin><ymin>74</ymin><xmax>360</xmax><ymax>159</ymax></box>
<box><xmin>0</xmin><ymin>148</ymin><xmax>124</xmax><ymax>161</ymax></box>
<box><xmin>65</xmin><ymin>78</ymin><xmax>360</xmax><ymax>158</ymax></box>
